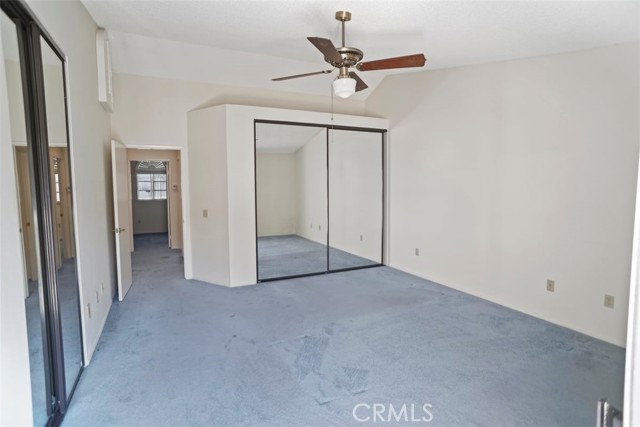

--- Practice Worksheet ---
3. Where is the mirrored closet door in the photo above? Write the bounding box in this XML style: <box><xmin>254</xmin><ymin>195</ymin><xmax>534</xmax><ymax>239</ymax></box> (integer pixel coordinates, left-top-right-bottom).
<box><xmin>40</xmin><ymin>35</ymin><xmax>83</xmax><ymax>401</ymax></box>
<box><xmin>255</xmin><ymin>121</ymin><xmax>385</xmax><ymax>282</ymax></box>
<box><xmin>328</xmin><ymin>129</ymin><xmax>383</xmax><ymax>271</ymax></box>
<box><xmin>2</xmin><ymin>2</ymin><xmax>83</xmax><ymax>425</ymax></box>
<box><xmin>2</xmin><ymin>11</ymin><xmax>50</xmax><ymax>425</ymax></box>
<box><xmin>255</xmin><ymin>122</ymin><xmax>328</xmax><ymax>280</ymax></box>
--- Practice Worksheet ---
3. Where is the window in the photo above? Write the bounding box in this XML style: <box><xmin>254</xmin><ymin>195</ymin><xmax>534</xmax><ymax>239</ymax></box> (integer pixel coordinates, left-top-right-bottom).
<box><xmin>136</xmin><ymin>172</ymin><xmax>167</xmax><ymax>200</ymax></box>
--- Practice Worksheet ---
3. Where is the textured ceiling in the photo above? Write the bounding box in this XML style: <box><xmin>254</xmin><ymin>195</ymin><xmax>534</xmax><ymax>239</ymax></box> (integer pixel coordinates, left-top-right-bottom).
<box><xmin>81</xmin><ymin>0</ymin><xmax>640</xmax><ymax>99</ymax></box>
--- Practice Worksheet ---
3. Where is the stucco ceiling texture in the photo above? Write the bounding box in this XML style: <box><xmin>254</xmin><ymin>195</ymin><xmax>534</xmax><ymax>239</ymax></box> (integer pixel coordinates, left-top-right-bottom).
<box><xmin>82</xmin><ymin>0</ymin><xmax>639</xmax><ymax>98</ymax></box>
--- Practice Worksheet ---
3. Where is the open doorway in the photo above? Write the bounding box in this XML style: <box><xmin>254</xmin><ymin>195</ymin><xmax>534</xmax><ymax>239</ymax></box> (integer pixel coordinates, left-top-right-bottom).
<box><xmin>127</xmin><ymin>149</ymin><xmax>183</xmax><ymax>252</ymax></box>
<box><xmin>111</xmin><ymin>144</ymin><xmax>185</xmax><ymax>301</ymax></box>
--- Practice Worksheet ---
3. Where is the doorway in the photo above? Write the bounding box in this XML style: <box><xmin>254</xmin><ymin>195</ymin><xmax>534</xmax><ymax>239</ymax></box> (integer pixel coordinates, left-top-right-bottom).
<box><xmin>111</xmin><ymin>146</ymin><xmax>184</xmax><ymax>301</ymax></box>
<box><xmin>127</xmin><ymin>148</ymin><xmax>183</xmax><ymax>251</ymax></box>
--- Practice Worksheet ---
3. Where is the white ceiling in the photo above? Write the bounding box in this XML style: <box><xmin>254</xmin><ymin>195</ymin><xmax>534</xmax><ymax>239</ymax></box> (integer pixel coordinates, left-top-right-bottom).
<box><xmin>82</xmin><ymin>0</ymin><xmax>639</xmax><ymax>99</ymax></box>
<box><xmin>256</xmin><ymin>123</ymin><xmax>324</xmax><ymax>154</ymax></box>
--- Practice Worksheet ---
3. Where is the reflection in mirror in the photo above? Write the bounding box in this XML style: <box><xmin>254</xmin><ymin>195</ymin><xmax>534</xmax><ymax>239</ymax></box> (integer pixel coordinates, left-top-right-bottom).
<box><xmin>255</xmin><ymin>123</ymin><xmax>328</xmax><ymax>280</ymax></box>
<box><xmin>2</xmin><ymin>11</ymin><xmax>49</xmax><ymax>425</ymax></box>
<box><xmin>40</xmin><ymin>36</ymin><xmax>83</xmax><ymax>398</ymax></box>
<box><xmin>329</xmin><ymin>129</ymin><xmax>383</xmax><ymax>270</ymax></box>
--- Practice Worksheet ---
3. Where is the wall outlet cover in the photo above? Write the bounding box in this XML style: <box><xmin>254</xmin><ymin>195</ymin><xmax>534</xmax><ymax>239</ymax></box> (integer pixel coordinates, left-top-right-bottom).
<box><xmin>546</xmin><ymin>280</ymin><xmax>555</xmax><ymax>292</ymax></box>
<box><xmin>604</xmin><ymin>294</ymin><xmax>615</xmax><ymax>309</ymax></box>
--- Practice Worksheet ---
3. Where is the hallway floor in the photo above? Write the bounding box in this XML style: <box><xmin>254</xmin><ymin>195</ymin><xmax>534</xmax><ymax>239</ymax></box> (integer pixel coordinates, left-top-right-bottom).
<box><xmin>63</xmin><ymin>235</ymin><xmax>625</xmax><ymax>426</ymax></box>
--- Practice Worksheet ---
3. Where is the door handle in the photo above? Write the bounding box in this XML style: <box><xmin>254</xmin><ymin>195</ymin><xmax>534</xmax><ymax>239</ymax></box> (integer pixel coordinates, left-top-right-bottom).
<box><xmin>112</xmin><ymin>227</ymin><xmax>126</xmax><ymax>233</ymax></box>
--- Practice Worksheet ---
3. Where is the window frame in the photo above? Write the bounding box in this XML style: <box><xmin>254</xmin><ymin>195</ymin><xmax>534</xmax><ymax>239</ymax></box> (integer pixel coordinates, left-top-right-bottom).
<box><xmin>135</xmin><ymin>170</ymin><xmax>167</xmax><ymax>201</ymax></box>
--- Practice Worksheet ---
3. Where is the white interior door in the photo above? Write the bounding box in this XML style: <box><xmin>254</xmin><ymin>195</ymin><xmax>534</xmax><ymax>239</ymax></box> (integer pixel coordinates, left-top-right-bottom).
<box><xmin>111</xmin><ymin>140</ymin><xmax>133</xmax><ymax>300</ymax></box>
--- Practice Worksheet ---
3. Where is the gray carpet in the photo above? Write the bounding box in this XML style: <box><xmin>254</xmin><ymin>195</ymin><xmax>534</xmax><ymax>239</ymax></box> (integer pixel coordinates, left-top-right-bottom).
<box><xmin>258</xmin><ymin>235</ymin><xmax>379</xmax><ymax>280</ymax></box>
<box><xmin>62</xmin><ymin>235</ymin><xmax>624</xmax><ymax>426</ymax></box>
<box><xmin>26</xmin><ymin>258</ymin><xmax>83</xmax><ymax>426</ymax></box>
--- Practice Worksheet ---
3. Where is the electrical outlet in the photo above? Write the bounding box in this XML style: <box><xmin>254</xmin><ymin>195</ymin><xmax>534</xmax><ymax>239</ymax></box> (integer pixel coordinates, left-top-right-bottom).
<box><xmin>87</xmin><ymin>303</ymin><xmax>91</xmax><ymax>319</ymax></box>
<box><xmin>604</xmin><ymin>294</ymin><xmax>615</xmax><ymax>309</ymax></box>
<box><xmin>546</xmin><ymin>280</ymin><xmax>555</xmax><ymax>292</ymax></box>
<box><xmin>96</xmin><ymin>291</ymin><xmax>100</xmax><ymax>304</ymax></box>
<box><xmin>360</xmin><ymin>234</ymin><xmax>363</xmax><ymax>241</ymax></box>
<box><xmin>318</xmin><ymin>225</ymin><xmax>321</xmax><ymax>230</ymax></box>
<box><xmin>202</xmin><ymin>209</ymin><xmax>208</xmax><ymax>218</ymax></box>
<box><xmin>415</xmin><ymin>248</ymin><xmax>420</xmax><ymax>256</ymax></box>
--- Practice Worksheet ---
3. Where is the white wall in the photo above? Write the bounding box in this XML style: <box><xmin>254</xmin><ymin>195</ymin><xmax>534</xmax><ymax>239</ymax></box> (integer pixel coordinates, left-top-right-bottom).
<box><xmin>329</xmin><ymin>129</ymin><xmax>383</xmax><ymax>262</ymax></box>
<box><xmin>366</xmin><ymin>42</ymin><xmax>639</xmax><ymax>346</ymax></box>
<box><xmin>256</xmin><ymin>153</ymin><xmax>297</xmax><ymax>237</ymax></box>
<box><xmin>295</xmin><ymin>131</ymin><xmax>327</xmax><ymax>244</ymax></box>
<box><xmin>187</xmin><ymin>106</ymin><xmax>230</xmax><ymax>285</ymax></box>
<box><xmin>0</xmin><ymin>21</ymin><xmax>33</xmax><ymax>427</ymax></box>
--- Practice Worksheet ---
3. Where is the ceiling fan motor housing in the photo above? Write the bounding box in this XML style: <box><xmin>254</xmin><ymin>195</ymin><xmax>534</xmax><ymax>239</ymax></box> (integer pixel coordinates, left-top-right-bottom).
<box><xmin>328</xmin><ymin>47</ymin><xmax>363</xmax><ymax>68</ymax></box>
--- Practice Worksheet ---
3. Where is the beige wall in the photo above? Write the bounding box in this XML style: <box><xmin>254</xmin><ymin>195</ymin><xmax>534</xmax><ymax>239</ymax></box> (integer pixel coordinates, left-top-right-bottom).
<box><xmin>366</xmin><ymin>42</ymin><xmax>639</xmax><ymax>346</ymax></box>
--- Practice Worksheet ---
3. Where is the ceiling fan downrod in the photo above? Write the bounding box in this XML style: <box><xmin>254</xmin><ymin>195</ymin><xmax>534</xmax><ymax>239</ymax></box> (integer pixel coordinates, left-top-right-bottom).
<box><xmin>335</xmin><ymin>11</ymin><xmax>351</xmax><ymax>48</ymax></box>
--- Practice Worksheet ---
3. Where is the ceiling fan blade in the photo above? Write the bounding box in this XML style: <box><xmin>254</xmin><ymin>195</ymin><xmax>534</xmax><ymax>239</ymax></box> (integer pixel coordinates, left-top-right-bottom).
<box><xmin>307</xmin><ymin>37</ymin><xmax>343</xmax><ymax>64</ymax></box>
<box><xmin>272</xmin><ymin>69</ymin><xmax>333</xmax><ymax>81</ymax></box>
<box><xmin>357</xmin><ymin>54</ymin><xmax>426</xmax><ymax>72</ymax></box>
<box><xmin>349</xmin><ymin>71</ymin><xmax>368</xmax><ymax>92</ymax></box>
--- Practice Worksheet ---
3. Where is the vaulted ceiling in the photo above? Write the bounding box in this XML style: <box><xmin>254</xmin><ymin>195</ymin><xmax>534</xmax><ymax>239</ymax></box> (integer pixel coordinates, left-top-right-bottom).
<box><xmin>82</xmin><ymin>0</ymin><xmax>639</xmax><ymax>99</ymax></box>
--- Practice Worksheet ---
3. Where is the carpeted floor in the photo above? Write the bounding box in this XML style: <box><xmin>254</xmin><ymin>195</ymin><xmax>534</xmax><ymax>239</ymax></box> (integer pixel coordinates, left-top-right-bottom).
<box><xmin>26</xmin><ymin>258</ymin><xmax>83</xmax><ymax>426</ymax></box>
<box><xmin>257</xmin><ymin>234</ymin><xmax>380</xmax><ymax>280</ymax></box>
<box><xmin>62</xmin><ymin>234</ymin><xmax>625</xmax><ymax>426</ymax></box>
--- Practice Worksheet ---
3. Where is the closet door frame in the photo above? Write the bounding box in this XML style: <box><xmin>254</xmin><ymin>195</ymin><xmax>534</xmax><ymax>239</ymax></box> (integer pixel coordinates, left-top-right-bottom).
<box><xmin>253</xmin><ymin>119</ymin><xmax>386</xmax><ymax>283</ymax></box>
<box><xmin>1</xmin><ymin>0</ymin><xmax>84</xmax><ymax>424</ymax></box>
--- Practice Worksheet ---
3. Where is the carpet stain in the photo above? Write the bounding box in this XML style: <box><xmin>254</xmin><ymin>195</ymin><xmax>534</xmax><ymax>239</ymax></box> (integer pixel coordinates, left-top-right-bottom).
<box><xmin>338</xmin><ymin>366</ymin><xmax>370</xmax><ymax>395</ymax></box>
<box><xmin>294</xmin><ymin>336</ymin><xmax>330</xmax><ymax>379</ymax></box>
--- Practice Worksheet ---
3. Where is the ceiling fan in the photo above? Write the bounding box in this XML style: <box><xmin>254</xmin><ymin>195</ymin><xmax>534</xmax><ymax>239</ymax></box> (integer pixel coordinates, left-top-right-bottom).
<box><xmin>272</xmin><ymin>11</ymin><xmax>427</xmax><ymax>99</ymax></box>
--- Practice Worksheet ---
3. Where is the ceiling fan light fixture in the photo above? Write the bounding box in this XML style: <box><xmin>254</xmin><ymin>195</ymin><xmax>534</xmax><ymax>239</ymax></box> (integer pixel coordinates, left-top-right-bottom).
<box><xmin>333</xmin><ymin>76</ymin><xmax>356</xmax><ymax>98</ymax></box>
